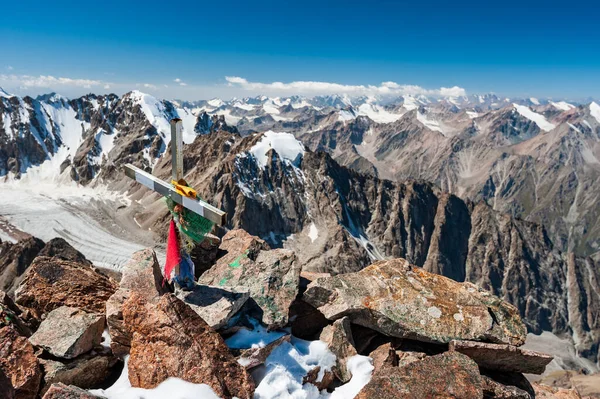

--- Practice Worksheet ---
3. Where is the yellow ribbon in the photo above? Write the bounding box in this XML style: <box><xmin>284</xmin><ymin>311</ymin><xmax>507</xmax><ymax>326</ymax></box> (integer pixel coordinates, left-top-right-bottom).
<box><xmin>171</xmin><ymin>180</ymin><xmax>197</xmax><ymax>199</ymax></box>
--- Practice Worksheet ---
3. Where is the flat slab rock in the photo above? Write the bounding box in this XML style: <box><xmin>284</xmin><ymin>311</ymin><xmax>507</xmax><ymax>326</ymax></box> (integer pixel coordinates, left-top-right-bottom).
<box><xmin>176</xmin><ymin>285</ymin><xmax>249</xmax><ymax>330</ymax></box>
<box><xmin>449</xmin><ymin>340</ymin><xmax>553</xmax><ymax>374</ymax></box>
<box><xmin>42</xmin><ymin>383</ymin><xmax>105</xmax><ymax>399</ymax></box>
<box><xmin>29</xmin><ymin>306</ymin><xmax>104</xmax><ymax>359</ymax></box>
<box><xmin>304</xmin><ymin>258</ymin><xmax>527</xmax><ymax>346</ymax></box>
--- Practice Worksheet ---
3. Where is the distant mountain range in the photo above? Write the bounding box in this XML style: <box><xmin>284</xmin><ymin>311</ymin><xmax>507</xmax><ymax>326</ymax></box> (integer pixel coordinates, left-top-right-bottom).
<box><xmin>1</xmin><ymin>87</ymin><xmax>600</xmax><ymax>368</ymax></box>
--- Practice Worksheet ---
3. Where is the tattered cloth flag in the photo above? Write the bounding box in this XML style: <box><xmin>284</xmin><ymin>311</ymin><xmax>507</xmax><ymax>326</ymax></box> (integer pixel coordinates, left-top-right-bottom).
<box><xmin>164</xmin><ymin>219</ymin><xmax>182</xmax><ymax>282</ymax></box>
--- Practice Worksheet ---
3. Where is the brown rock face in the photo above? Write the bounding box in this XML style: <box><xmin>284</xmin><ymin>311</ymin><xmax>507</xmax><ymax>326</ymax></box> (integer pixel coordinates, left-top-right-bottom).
<box><xmin>29</xmin><ymin>306</ymin><xmax>104</xmax><ymax>359</ymax></box>
<box><xmin>304</xmin><ymin>258</ymin><xmax>527</xmax><ymax>346</ymax></box>
<box><xmin>201</xmin><ymin>232</ymin><xmax>300</xmax><ymax>329</ymax></box>
<box><xmin>15</xmin><ymin>257</ymin><xmax>117</xmax><ymax>318</ymax></box>
<box><xmin>356</xmin><ymin>352</ymin><xmax>484</xmax><ymax>399</ymax></box>
<box><xmin>38</xmin><ymin>351</ymin><xmax>118</xmax><ymax>395</ymax></box>
<box><xmin>0</xmin><ymin>237</ymin><xmax>44</xmax><ymax>296</ymax></box>
<box><xmin>42</xmin><ymin>383</ymin><xmax>103</xmax><ymax>399</ymax></box>
<box><xmin>105</xmin><ymin>249</ymin><xmax>168</xmax><ymax>357</ymax></box>
<box><xmin>0</xmin><ymin>290</ymin><xmax>33</xmax><ymax>336</ymax></box>
<box><xmin>481</xmin><ymin>376</ymin><xmax>531</xmax><ymax>399</ymax></box>
<box><xmin>237</xmin><ymin>335</ymin><xmax>291</xmax><ymax>370</ymax></box>
<box><xmin>449</xmin><ymin>340</ymin><xmax>553</xmax><ymax>374</ymax></box>
<box><xmin>123</xmin><ymin>293</ymin><xmax>255</xmax><ymax>399</ymax></box>
<box><xmin>319</xmin><ymin>317</ymin><xmax>358</xmax><ymax>382</ymax></box>
<box><xmin>0</xmin><ymin>326</ymin><xmax>42</xmax><ymax>399</ymax></box>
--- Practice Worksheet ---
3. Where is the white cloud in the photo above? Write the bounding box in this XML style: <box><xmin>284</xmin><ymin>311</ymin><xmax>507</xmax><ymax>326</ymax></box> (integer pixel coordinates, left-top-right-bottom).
<box><xmin>174</xmin><ymin>78</ymin><xmax>182</xmax><ymax>83</ymax></box>
<box><xmin>104</xmin><ymin>84</ymin><xmax>111</xmax><ymax>89</ymax></box>
<box><xmin>179</xmin><ymin>82</ymin><xmax>187</xmax><ymax>86</ymax></box>
<box><xmin>174</xmin><ymin>78</ymin><xmax>187</xmax><ymax>86</ymax></box>
<box><xmin>6</xmin><ymin>66</ymin><xmax>13</xmax><ymax>71</ymax></box>
<box><xmin>225</xmin><ymin>76</ymin><xmax>466</xmax><ymax>98</ymax></box>
<box><xmin>16</xmin><ymin>75</ymin><xmax>103</xmax><ymax>89</ymax></box>
<box><xmin>142</xmin><ymin>83</ymin><xmax>157</xmax><ymax>89</ymax></box>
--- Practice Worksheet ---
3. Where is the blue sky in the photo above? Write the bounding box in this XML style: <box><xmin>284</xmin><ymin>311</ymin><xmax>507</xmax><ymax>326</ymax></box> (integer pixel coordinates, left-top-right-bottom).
<box><xmin>0</xmin><ymin>0</ymin><xmax>598</xmax><ymax>100</ymax></box>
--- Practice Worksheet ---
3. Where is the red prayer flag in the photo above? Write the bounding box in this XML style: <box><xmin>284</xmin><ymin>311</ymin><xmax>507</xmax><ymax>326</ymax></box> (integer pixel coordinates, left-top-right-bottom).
<box><xmin>164</xmin><ymin>219</ymin><xmax>181</xmax><ymax>281</ymax></box>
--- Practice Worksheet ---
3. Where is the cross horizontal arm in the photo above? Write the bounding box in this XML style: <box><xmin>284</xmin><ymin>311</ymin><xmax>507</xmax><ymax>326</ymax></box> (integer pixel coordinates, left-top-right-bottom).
<box><xmin>124</xmin><ymin>163</ymin><xmax>226</xmax><ymax>226</ymax></box>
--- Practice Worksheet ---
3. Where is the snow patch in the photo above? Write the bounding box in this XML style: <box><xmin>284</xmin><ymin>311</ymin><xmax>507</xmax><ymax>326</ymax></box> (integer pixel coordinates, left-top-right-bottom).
<box><xmin>249</xmin><ymin>131</ymin><xmax>305</xmax><ymax>169</ymax></box>
<box><xmin>357</xmin><ymin>103</ymin><xmax>402</xmax><ymax>123</ymax></box>
<box><xmin>337</xmin><ymin>109</ymin><xmax>356</xmax><ymax>122</ymax></box>
<box><xmin>308</xmin><ymin>223</ymin><xmax>319</xmax><ymax>243</ymax></box>
<box><xmin>417</xmin><ymin>111</ymin><xmax>445</xmax><ymax>135</ymax></box>
<box><xmin>590</xmin><ymin>102</ymin><xmax>600</xmax><ymax>124</ymax></box>
<box><xmin>466</xmin><ymin>111</ymin><xmax>479</xmax><ymax>119</ymax></box>
<box><xmin>513</xmin><ymin>104</ymin><xmax>556</xmax><ymax>132</ymax></box>
<box><xmin>550</xmin><ymin>101</ymin><xmax>575</xmax><ymax>111</ymax></box>
<box><xmin>530</xmin><ymin>97</ymin><xmax>540</xmax><ymax>105</ymax></box>
<box><xmin>225</xmin><ymin>319</ymin><xmax>287</xmax><ymax>349</ymax></box>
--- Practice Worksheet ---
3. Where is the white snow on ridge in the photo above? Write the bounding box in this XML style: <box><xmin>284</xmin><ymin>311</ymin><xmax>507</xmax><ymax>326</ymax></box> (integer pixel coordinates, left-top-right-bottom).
<box><xmin>550</xmin><ymin>101</ymin><xmax>575</xmax><ymax>111</ymax></box>
<box><xmin>590</xmin><ymin>102</ymin><xmax>600</xmax><ymax>124</ymax></box>
<box><xmin>263</xmin><ymin>100</ymin><xmax>281</xmax><ymax>115</ymax></box>
<box><xmin>530</xmin><ymin>97</ymin><xmax>540</xmax><ymax>105</ymax></box>
<box><xmin>513</xmin><ymin>103</ymin><xmax>556</xmax><ymax>132</ymax></box>
<box><xmin>357</xmin><ymin>103</ymin><xmax>402</xmax><ymax>123</ymax></box>
<box><xmin>308</xmin><ymin>223</ymin><xmax>319</xmax><ymax>242</ymax></box>
<box><xmin>417</xmin><ymin>111</ymin><xmax>445</xmax><ymax>135</ymax></box>
<box><xmin>249</xmin><ymin>131</ymin><xmax>305</xmax><ymax>168</ymax></box>
<box><xmin>127</xmin><ymin>91</ymin><xmax>171</xmax><ymax>139</ymax></box>
<box><xmin>207</xmin><ymin>98</ymin><xmax>224</xmax><ymax>108</ymax></box>
<box><xmin>338</xmin><ymin>109</ymin><xmax>356</xmax><ymax>122</ymax></box>
<box><xmin>466</xmin><ymin>111</ymin><xmax>479</xmax><ymax>119</ymax></box>
<box><xmin>402</xmin><ymin>96</ymin><xmax>420</xmax><ymax>111</ymax></box>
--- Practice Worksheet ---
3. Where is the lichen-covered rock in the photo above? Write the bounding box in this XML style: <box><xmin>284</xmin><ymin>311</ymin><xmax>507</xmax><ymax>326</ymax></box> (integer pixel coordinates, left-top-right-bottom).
<box><xmin>123</xmin><ymin>293</ymin><xmax>255</xmax><ymax>399</ymax></box>
<box><xmin>38</xmin><ymin>350</ymin><xmax>118</xmax><ymax>395</ymax></box>
<box><xmin>304</xmin><ymin>258</ymin><xmax>527</xmax><ymax>346</ymax></box>
<box><xmin>356</xmin><ymin>352</ymin><xmax>484</xmax><ymax>399</ymax></box>
<box><xmin>449</xmin><ymin>340</ymin><xmax>553</xmax><ymax>374</ymax></box>
<box><xmin>176</xmin><ymin>285</ymin><xmax>249</xmax><ymax>330</ymax></box>
<box><xmin>201</xmin><ymin>237</ymin><xmax>300</xmax><ymax>329</ymax></box>
<box><xmin>15</xmin><ymin>257</ymin><xmax>117</xmax><ymax>318</ymax></box>
<box><xmin>29</xmin><ymin>306</ymin><xmax>104</xmax><ymax>359</ymax></box>
<box><xmin>0</xmin><ymin>326</ymin><xmax>42</xmax><ymax>399</ymax></box>
<box><xmin>105</xmin><ymin>248</ymin><xmax>168</xmax><ymax>357</ymax></box>
<box><xmin>319</xmin><ymin>317</ymin><xmax>357</xmax><ymax>382</ymax></box>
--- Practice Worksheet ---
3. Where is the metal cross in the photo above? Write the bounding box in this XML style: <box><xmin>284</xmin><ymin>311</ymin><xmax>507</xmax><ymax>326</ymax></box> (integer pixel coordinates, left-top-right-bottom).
<box><xmin>124</xmin><ymin>118</ymin><xmax>226</xmax><ymax>226</ymax></box>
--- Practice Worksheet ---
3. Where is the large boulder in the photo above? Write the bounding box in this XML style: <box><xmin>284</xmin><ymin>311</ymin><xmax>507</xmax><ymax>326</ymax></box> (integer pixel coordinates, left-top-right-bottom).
<box><xmin>356</xmin><ymin>352</ymin><xmax>484</xmax><ymax>399</ymax></box>
<box><xmin>0</xmin><ymin>237</ymin><xmax>44</xmax><ymax>296</ymax></box>
<box><xmin>175</xmin><ymin>285</ymin><xmax>249</xmax><ymax>329</ymax></box>
<box><xmin>38</xmin><ymin>350</ymin><xmax>118</xmax><ymax>395</ymax></box>
<box><xmin>29</xmin><ymin>306</ymin><xmax>104</xmax><ymax>359</ymax></box>
<box><xmin>319</xmin><ymin>317</ymin><xmax>358</xmax><ymax>382</ymax></box>
<box><xmin>123</xmin><ymin>292</ymin><xmax>255</xmax><ymax>399</ymax></box>
<box><xmin>201</xmin><ymin>239</ymin><xmax>301</xmax><ymax>329</ymax></box>
<box><xmin>15</xmin><ymin>257</ymin><xmax>117</xmax><ymax>318</ymax></box>
<box><xmin>449</xmin><ymin>340</ymin><xmax>553</xmax><ymax>374</ymax></box>
<box><xmin>304</xmin><ymin>258</ymin><xmax>527</xmax><ymax>346</ymax></box>
<box><xmin>105</xmin><ymin>248</ymin><xmax>168</xmax><ymax>357</ymax></box>
<box><xmin>0</xmin><ymin>326</ymin><xmax>42</xmax><ymax>399</ymax></box>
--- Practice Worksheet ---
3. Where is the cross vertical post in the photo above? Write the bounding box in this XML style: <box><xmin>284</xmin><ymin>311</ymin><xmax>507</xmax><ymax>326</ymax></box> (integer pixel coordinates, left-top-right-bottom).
<box><xmin>170</xmin><ymin>118</ymin><xmax>183</xmax><ymax>182</ymax></box>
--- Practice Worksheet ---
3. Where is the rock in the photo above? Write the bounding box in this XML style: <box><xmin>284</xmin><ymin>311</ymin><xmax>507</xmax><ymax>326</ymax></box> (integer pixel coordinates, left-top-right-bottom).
<box><xmin>532</xmin><ymin>383</ymin><xmax>582</xmax><ymax>399</ymax></box>
<box><xmin>123</xmin><ymin>292</ymin><xmax>255</xmax><ymax>399</ymax></box>
<box><xmin>289</xmin><ymin>299</ymin><xmax>329</xmax><ymax>340</ymax></box>
<box><xmin>201</xmin><ymin>242</ymin><xmax>301</xmax><ymax>329</ymax></box>
<box><xmin>319</xmin><ymin>317</ymin><xmax>357</xmax><ymax>382</ymax></box>
<box><xmin>539</xmin><ymin>370</ymin><xmax>600</xmax><ymax>398</ymax></box>
<box><xmin>212</xmin><ymin>229</ymin><xmax>270</xmax><ymax>266</ymax></box>
<box><xmin>368</xmin><ymin>343</ymin><xmax>398</xmax><ymax>373</ymax></box>
<box><xmin>42</xmin><ymin>383</ymin><xmax>104</xmax><ymax>399</ymax></box>
<box><xmin>38</xmin><ymin>350</ymin><xmax>118</xmax><ymax>395</ymax></box>
<box><xmin>190</xmin><ymin>233</ymin><xmax>221</xmax><ymax>279</ymax></box>
<box><xmin>449</xmin><ymin>340</ymin><xmax>553</xmax><ymax>374</ymax></box>
<box><xmin>37</xmin><ymin>238</ymin><xmax>91</xmax><ymax>266</ymax></box>
<box><xmin>237</xmin><ymin>335</ymin><xmax>291</xmax><ymax>369</ymax></box>
<box><xmin>396</xmin><ymin>350</ymin><xmax>427</xmax><ymax>368</ymax></box>
<box><xmin>105</xmin><ymin>249</ymin><xmax>168</xmax><ymax>357</ymax></box>
<box><xmin>29</xmin><ymin>306</ymin><xmax>104</xmax><ymax>359</ymax></box>
<box><xmin>0</xmin><ymin>326</ymin><xmax>42</xmax><ymax>399</ymax></box>
<box><xmin>302</xmin><ymin>366</ymin><xmax>335</xmax><ymax>391</ymax></box>
<box><xmin>481</xmin><ymin>376</ymin><xmax>532</xmax><ymax>398</ymax></box>
<box><xmin>175</xmin><ymin>285</ymin><xmax>249</xmax><ymax>329</ymax></box>
<box><xmin>304</xmin><ymin>258</ymin><xmax>527</xmax><ymax>346</ymax></box>
<box><xmin>0</xmin><ymin>237</ymin><xmax>45</xmax><ymax>296</ymax></box>
<box><xmin>15</xmin><ymin>257</ymin><xmax>117</xmax><ymax>318</ymax></box>
<box><xmin>0</xmin><ymin>290</ymin><xmax>33</xmax><ymax>336</ymax></box>
<box><xmin>0</xmin><ymin>368</ymin><xmax>15</xmax><ymax>399</ymax></box>
<box><xmin>356</xmin><ymin>352</ymin><xmax>484</xmax><ymax>399</ymax></box>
